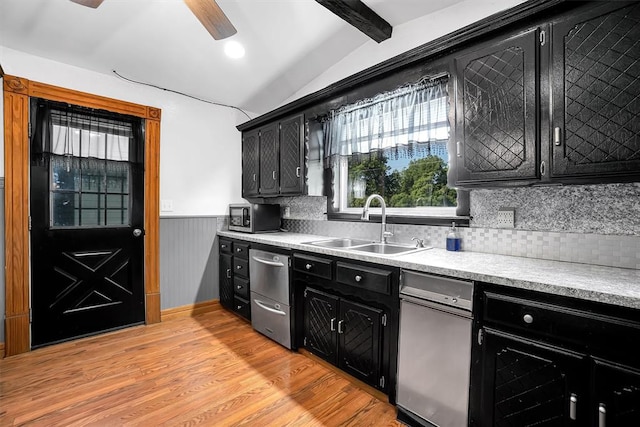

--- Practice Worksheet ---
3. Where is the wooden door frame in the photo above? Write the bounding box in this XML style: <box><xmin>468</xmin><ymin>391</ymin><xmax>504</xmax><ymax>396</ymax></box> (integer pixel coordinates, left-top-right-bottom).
<box><xmin>3</xmin><ymin>75</ymin><xmax>161</xmax><ymax>356</ymax></box>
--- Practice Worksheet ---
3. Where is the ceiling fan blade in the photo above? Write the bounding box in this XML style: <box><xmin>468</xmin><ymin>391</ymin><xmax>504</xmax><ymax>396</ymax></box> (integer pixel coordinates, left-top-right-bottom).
<box><xmin>69</xmin><ymin>0</ymin><xmax>105</xmax><ymax>8</ymax></box>
<box><xmin>184</xmin><ymin>0</ymin><xmax>237</xmax><ymax>40</ymax></box>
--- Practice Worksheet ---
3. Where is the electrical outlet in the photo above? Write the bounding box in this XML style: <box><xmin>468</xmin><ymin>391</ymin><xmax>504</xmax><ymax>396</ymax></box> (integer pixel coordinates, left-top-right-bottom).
<box><xmin>496</xmin><ymin>208</ymin><xmax>515</xmax><ymax>228</ymax></box>
<box><xmin>160</xmin><ymin>199</ymin><xmax>174</xmax><ymax>212</ymax></box>
<box><xmin>283</xmin><ymin>206</ymin><xmax>291</xmax><ymax>218</ymax></box>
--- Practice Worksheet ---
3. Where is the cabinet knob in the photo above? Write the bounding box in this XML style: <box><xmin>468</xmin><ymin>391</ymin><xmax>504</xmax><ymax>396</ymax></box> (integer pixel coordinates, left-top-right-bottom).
<box><xmin>523</xmin><ymin>314</ymin><xmax>534</xmax><ymax>324</ymax></box>
<box><xmin>236</xmin><ymin>248</ymin><xmax>242</xmax><ymax>253</ymax></box>
<box><xmin>221</xmin><ymin>244</ymin><xmax>227</xmax><ymax>249</ymax></box>
<box><xmin>355</xmin><ymin>275</ymin><xmax>362</xmax><ymax>282</ymax></box>
<box><xmin>237</xmin><ymin>305</ymin><xmax>242</xmax><ymax>310</ymax></box>
<box><xmin>305</xmin><ymin>263</ymin><xmax>312</xmax><ymax>270</ymax></box>
<box><xmin>236</xmin><ymin>265</ymin><xmax>242</xmax><ymax>270</ymax></box>
<box><xmin>237</xmin><ymin>285</ymin><xmax>242</xmax><ymax>290</ymax></box>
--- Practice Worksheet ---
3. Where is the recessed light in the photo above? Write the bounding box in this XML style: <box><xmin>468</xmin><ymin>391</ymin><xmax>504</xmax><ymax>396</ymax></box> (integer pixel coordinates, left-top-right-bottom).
<box><xmin>224</xmin><ymin>40</ymin><xmax>245</xmax><ymax>59</ymax></box>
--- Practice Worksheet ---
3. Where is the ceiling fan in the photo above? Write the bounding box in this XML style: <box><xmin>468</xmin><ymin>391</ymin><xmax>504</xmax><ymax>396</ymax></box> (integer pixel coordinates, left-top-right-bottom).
<box><xmin>69</xmin><ymin>0</ymin><xmax>237</xmax><ymax>40</ymax></box>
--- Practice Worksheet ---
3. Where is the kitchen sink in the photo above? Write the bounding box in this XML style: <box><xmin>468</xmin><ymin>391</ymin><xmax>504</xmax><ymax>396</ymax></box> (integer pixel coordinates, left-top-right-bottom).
<box><xmin>303</xmin><ymin>238</ymin><xmax>374</xmax><ymax>248</ymax></box>
<box><xmin>303</xmin><ymin>238</ymin><xmax>430</xmax><ymax>256</ymax></box>
<box><xmin>347</xmin><ymin>243</ymin><xmax>430</xmax><ymax>255</ymax></box>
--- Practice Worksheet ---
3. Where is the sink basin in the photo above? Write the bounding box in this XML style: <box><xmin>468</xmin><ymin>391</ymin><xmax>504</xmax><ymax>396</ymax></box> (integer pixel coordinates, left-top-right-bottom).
<box><xmin>303</xmin><ymin>238</ymin><xmax>374</xmax><ymax>248</ymax></box>
<box><xmin>347</xmin><ymin>243</ymin><xmax>429</xmax><ymax>255</ymax></box>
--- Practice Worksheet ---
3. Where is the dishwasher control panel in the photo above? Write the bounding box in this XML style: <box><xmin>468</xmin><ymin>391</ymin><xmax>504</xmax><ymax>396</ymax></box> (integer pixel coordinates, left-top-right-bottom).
<box><xmin>400</xmin><ymin>270</ymin><xmax>473</xmax><ymax>311</ymax></box>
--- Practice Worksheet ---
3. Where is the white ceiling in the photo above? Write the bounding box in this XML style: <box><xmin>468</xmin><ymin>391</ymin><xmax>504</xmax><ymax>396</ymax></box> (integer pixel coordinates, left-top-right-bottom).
<box><xmin>0</xmin><ymin>0</ymin><xmax>467</xmax><ymax>115</ymax></box>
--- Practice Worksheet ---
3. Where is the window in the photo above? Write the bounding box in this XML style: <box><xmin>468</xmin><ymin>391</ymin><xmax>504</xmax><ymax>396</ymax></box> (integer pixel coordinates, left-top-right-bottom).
<box><xmin>36</xmin><ymin>105</ymin><xmax>138</xmax><ymax>228</ymax></box>
<box><xmin>325</xmin><ymin>77</ymin><xmax>461</xmax><ymax>219</ymax></box>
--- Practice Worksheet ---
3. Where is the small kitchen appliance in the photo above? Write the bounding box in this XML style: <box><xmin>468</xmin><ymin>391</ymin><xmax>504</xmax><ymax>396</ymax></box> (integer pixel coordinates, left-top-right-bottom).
<box><xmin>228</xmin><ymin>203</ymin><xmax>280</xmax><ymax>233</ymax></box>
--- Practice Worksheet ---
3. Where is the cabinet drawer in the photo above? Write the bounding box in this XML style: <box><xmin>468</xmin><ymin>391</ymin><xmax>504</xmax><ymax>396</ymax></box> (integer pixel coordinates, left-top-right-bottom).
<box><xmin>234</xmin><ymin>277</ymin><xmax>249</xmax><ymax>299</ymax></box>
<box><xmin>234</xmin><ymin>258</ymin><xmax>249</xmax><ymax>279</ymax></box>
<box><xmin>233</xmin><ymin>243</ymin><xmax>250</xmax><ymax>259</ymax></box>
<box><xmin>483</xmin><ymin>291</ymin><xmax>640</xmax><ymax>354</ymax></box>
<box><xmin>234</xmin><ymin>296</ymin><xmax>251</xmax><ymax>320</ymax></box>
<box><xmin>336</xmin><ymin>262</ymin><xmax>391</xmax><ymax>295</ymax></box>
<box><xmin>219</xmin><ymin>238</ymin><xmax>232</xmax><ymax>254</ymax></box>
<box><xmin>293</xmin><ymin>254</ymin><xmax>333</xmax><ymax>279</ymax></box>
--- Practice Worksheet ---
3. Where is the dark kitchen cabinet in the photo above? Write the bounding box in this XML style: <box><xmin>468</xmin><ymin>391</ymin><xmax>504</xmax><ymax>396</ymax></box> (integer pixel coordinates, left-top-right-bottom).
<box><xmin>241</xmin><ymin>130</ymin><xmax>260</xmax><ymax>198</ymax></box>
<box><xmin>469</xmin><ymin>283</ymin><xmax>640</xmax><ymax>426</ymax></box>
<box><xmin>453</xmin><ymin>27</ymin><xmax>540</xmax><ymax>185</ymax></box>
<box><xmin>241</xmin><ymin>113</ymin><xmax>305</xmax><ymax>198</ymax></box>
<box><xmin>218</xmin><ymin>238</ymin><xmax>251</xmax><ymax>321</ymax></box>
<box><xmin>550</xmin><ymin>2</ymin><xmax>640</xmax><ymax>180</ymax></box>
<box><xmin>303</xmin><ymin>287</ymin><xmax>382</xmax><ymax>388</ymax></box>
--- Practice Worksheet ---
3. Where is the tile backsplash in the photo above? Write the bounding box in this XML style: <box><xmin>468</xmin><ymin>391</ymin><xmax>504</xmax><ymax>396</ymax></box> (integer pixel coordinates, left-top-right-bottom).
<box><xmin>274</xmin><ymin>184</ymin><xmax>640</xmax><ymax>270</ymax></box>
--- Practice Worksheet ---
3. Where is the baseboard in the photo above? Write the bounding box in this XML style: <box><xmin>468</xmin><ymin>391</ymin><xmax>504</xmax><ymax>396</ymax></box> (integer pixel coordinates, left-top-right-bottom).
<box><xmin>299</xmin><ymin>348</ymin><xmax>388</xmax><ymax>403</ymax></box>
<box><xmin>0</xmin><ymin>342</ymin><xmax>5</xmax><ymax>359</ymax></box>
<box><xmin>161</xmin><ymin>299</ymin><xmax>221</xmax><ymax>322</ymax></box>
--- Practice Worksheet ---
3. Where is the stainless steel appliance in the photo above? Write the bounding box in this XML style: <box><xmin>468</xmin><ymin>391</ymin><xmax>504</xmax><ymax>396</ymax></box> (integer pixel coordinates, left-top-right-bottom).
<box><xmin>228</xmin><ymin>203</ymin><xmax>280</xmax><ymax>233</ymax></box>
<box><xmin>396</xmin><ymin>270</ymin><xmax>474</xmax><ymax>427</ymax></box>
<box><xmin>249</xmin><ymin>249</ymin><xmax>293</xmax><ymax>349</ymax></box>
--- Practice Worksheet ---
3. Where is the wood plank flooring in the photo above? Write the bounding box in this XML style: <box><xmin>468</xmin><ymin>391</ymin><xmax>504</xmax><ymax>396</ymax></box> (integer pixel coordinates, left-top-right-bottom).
<box><xmin>0</xmin><ymin>306</ymin><xmax>401</xmax><ymax>426</ymax></box>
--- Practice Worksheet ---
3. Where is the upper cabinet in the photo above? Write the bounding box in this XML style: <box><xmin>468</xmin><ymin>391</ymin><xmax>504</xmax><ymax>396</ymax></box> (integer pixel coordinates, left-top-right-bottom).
<box><xmin>453</xmin><ymin>27</ymin><xmax>541</xmax><ymax>185</ymax></box>
<box><xmin>241</xmin><ymin>114</ymin><xmax>305</xmax><ymax>199</ymax></box>
<box><xmin>550</xmin><ymin>2</ymin><xmax>640</xmax><ymax>180</ymax></box>
<box><xmin>451</xmin><ymin>1</ymin><xmax>640</xmax><ymax>188</ymax></box>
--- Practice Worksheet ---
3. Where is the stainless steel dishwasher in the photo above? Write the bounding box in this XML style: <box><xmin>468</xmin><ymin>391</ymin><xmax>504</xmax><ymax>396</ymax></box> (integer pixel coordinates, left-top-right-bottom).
<box><xmin>397</xmin><ymin>270</ymin><xmax>474</xmax><ymax>427</ymax></box>
<box><xmin>249</xmin><ymin>249</ymin><xmax>293</xmax><ymax>349</ymax></box>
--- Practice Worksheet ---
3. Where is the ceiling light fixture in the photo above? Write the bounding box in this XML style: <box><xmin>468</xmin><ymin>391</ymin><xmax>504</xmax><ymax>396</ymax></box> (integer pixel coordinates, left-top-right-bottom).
<box><xmin>224</xmin><ymin>40</ymin><xmax>245</xmax><ymax>59</ymax></box>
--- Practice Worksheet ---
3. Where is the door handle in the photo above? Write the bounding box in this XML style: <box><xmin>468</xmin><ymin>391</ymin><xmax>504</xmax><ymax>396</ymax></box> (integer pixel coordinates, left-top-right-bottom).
<box><xmin>133</xmin><ymin>228</ymin><xmax>143</xmax><ymax>237</ymax></box>
<box><xmin>296</xmin><ymin>167</ymin><xmax>300</xmax><ymax>177</ymax></box>
<box><xmin>330</xmin><ymin>318</ymin><xmax>336</xmax><ymax>331</ymax></box>
<box><xmin>554</xmin><ymin>127</ymin><xmax>562</xmax><ymax>146</ymax></box>
<box><xmin>599</xmin><ymin>404</ymin><xmax>606</xmax><ymax>427</ymax></box>
<box><xmin>569</xmin><ymin>393</ymin><xmax>577</xmax><ymax>420</ymax></box>
<box><xmin>226</xmin><ymin>269</ymin><xmax>231</xmax><ymax>279</ymax></box>
<box><xmin>254</xmin><ymin>299</ymin><xmax>286</xmax><ymax>316</ymax></box>
<box><xmin>272</xmin><ymin>170</ymin><xmax>277</xmax><ymax>180</ymax></box>
<box><xmin>337</xmin><ymin>320</ymin><xmax>344</xmax><ymax>334</ymax></box>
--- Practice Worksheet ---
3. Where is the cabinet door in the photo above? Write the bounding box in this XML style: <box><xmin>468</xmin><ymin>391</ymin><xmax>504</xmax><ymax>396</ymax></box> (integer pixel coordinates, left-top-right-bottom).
<box><xmin>259</xmin><ymin>123</ymin><xmax>280</xmax><ymax>195</ymax></box>
<box><xmin>593</xmin><ymin>360</ymin><xmax>640</xmax><ymax>427</ymax></box>
<box><xmin>338</xmin><ymin>299</ymin><xmax>382</xmax><ymax>388</ymax></box>
<box><xmin>219</xmin><ymin>254</ymin><xmax>234</xmax><ymax>310</ymax></box>
<box><xmin>304</xmin><ymin>288</ymin><xmax>339</xmax><ymax>365</ymax></box>
<box><xmin>279</xmin><ymin>114</ymin><xmax>305</xmax><ymax>195</ymax></box>
<box><xmin>551</xmin><ymin>3</ymin><xmax>640</xmax><ymax>179</ymax></box>
<box><xmin>453</xmin><ymin>27</ymin><xmax>539</xmax><ymax>185</ymax></box>
<box><xmin>471</xmin><ymin>328</ymin><xmax>587</xmax><ymax>426</ymax></box>
<box><xmin>242</xmin><ymin>129</ymin><xmax>260</xmax><ymax>198</ymax></box>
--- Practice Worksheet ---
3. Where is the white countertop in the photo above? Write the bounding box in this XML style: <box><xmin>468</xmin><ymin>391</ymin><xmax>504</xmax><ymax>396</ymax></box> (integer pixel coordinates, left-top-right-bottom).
<box><xmin>218</xmin><ymin>230</ymin><xmax>640</xmax><ymax>309</ymax></box>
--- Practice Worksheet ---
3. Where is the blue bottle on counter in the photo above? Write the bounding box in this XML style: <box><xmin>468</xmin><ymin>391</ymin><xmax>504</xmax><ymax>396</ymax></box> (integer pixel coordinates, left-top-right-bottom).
<box><xmin>446</xmin><ymin>221</ymin><xmax>461</xmax><ymax>251</ymax></box>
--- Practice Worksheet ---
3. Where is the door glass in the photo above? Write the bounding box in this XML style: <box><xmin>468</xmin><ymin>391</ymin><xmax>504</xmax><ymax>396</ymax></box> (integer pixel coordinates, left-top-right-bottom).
<box><xmin>49</xmin><ymin>112</ymin><xmax>134</xmax><ymax>229</ymax></box>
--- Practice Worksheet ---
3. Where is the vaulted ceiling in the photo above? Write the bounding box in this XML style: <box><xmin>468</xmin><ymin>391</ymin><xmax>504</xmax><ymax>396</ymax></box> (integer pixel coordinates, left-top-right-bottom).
<box><xmin>1</xmin><ymin>0</ymin><xmax>470</xmax><ymax>115</ymax></box>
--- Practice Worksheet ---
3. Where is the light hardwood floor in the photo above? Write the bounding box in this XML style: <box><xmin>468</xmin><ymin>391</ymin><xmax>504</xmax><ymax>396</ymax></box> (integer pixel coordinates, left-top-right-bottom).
<box><xmin>0</xmin><ymin>305</ymin><xmax>401</xmax><ymax>426</ymax></box>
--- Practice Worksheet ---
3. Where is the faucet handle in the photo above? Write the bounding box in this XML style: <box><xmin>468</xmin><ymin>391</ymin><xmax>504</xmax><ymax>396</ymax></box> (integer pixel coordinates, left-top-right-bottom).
<box><xmin>411</xmin><ymin>237</ymin><xmax>425</xmax><ymax>248</ymax></box>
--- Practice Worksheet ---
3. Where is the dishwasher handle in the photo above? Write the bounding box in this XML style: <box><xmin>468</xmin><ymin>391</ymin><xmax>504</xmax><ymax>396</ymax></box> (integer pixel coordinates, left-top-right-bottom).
<box><xmin>251</xmin><ymin>256</ymin><xmax>285</xmax><ymax>268</ymax></box>
<box><xmin>253</xmin><ymin>299</ymin><xmax>286</xmax><ymax>316</ymax></box>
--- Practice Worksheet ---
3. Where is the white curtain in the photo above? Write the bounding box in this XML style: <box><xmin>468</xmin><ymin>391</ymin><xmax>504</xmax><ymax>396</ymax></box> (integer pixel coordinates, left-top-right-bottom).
<box><xmin>325</xmin><ymin>77</ymin><xmax>449</xmax><ymax>161</ymax></box>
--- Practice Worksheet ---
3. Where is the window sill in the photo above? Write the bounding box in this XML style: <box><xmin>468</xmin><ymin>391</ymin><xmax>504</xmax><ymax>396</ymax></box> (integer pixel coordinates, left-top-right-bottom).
<box><xmin>327</xmin><ymin>212</ymin><xmax>470</xmax><ymax>227</ymax></box>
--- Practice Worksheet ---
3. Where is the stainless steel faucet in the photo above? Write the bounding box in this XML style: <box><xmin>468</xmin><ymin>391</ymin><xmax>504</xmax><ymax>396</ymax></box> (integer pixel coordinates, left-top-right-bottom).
<box><xmin>361</xmin><ymin>194</ymin><xmax>393</xmax><ymax>244</ymax></box>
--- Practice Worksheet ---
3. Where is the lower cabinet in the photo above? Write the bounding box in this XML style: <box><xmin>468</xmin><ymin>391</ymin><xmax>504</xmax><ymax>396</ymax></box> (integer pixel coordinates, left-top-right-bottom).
<box><xmin>470</xmin><ymin>283</ymin><xmax>640</xmax><ymax>427</ymax></box>
<box><xmin>218</xmin><ymin>238</ymin><xmax>251</xmax><ymax>321</ymax></box>
<box><xmin>304</xmin><ymin>287</ymin><xmax>382</xmax><ymax>387</ymax></box>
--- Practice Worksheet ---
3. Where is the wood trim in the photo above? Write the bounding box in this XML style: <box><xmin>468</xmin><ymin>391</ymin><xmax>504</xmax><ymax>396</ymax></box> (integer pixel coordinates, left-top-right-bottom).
<box><xmin>3</xmin><ymin>75</ymin><xmax>162</xmax><ymax>355</ymax></box>
<box><xmin>161</xmin><ymin>300</ymin><xmax>222</xmax><ymax>322</ymax></box>
<box><xmin>299</xmin><ymin>349</ymin><xmax>388</xmax><ymax>403</ymax></box>
<box><xmin>144</xmin><ymin>118</ymin><xmax>161</xmax><ymax>324</ymax></box>
<box><xmin>3</xmin><ymin>82</ymin><xmax>30</xmax><ymax>357</ymax></box>
<box><xmin>0</xmin><ymin>341</ymin><xmax>5</xmax><ymax>359</ymax></box>
<box><xmin>236</xmin><ymin>0</ymin><xmax>567</xmax><ymax>131</ymax></box>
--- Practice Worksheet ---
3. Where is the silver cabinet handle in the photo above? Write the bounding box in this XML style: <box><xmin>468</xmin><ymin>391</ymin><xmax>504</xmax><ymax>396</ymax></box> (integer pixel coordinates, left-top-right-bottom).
<box><xmin>236</xmin><ymin>247</ymin><xmax>242</xmax><ymax>253</ymax></box>
<box><xmin>272</xmin><ymin>170</ymin><xmax>277</xmax><ymax>180</ymax></box>
<box><xmin>540</xmin><ymin>160</ymin><xmax>546</xmax><ymax>177</ymax></box>
<box><xmin>599</xmin><ymin>404</ymin><xmax>606</xmax><ymax>427</ymax></box>
<box><xmin>252</xmin><ymin>256</ymin><xmax>285</xmax><ymax>267</ymax></box>
<box><xmin>296</xmin><ymin>166</ymin><xmax>300</xmax><ymax>177</ymax></box>
<box><xmin>523</xmin><ymin>314</ymin><xmax>534</xmax><ymax>324</ymax></box>
<box><xmin>337</xmin><ymin>320</ymin><xmax>344</xmax><ymax>334</ymax></box>
<box><xmin>554</xmin><ymin>127</ymin><xmax>561</xmax><ymax>146</ymax></box>
<box><xmin>221</xmin><ymin>244</ymin><xmax>227</xmax><ymax>249</ymax></box>
<box><xmin>305</xmin><ymin>263</ymin><xmax>312</xmax><ymax>270</ymax></box>
<box><xmin>237</xmin><ymin>305</ymin><xmax>242</xmax><ymax>310</ymax></box>
<box><xmin>236</xmin><ymin>285</ymin><xmax>242</xmax><ymax>290</ymax></box>
<box><xmin>456</xmin><ymin>141</ymin><xmax>462</xmax><ymax>157</ymax></box>
<box><xmin>252</xmin><ymin>173</ymin><xmax>256</xmax><ymax>182</ymax></box>
<box><xmin>569</xmin><ymin>393</ymin><xmax>577</xmax><ymax>420</ymax></box>
<box><xmin>355</xmin><ymin>275</ymin><xmax>362</xmax><ymax>282</ymax></box>
<box><xmin>330</xmin><ymin>318</ymin><xmax>336</xmax><ymax>331</ymax></box>
<box><xmin>236</xmin><ymin>265</ymin><xmax>242</xmax><ymax>270</ymax></box>
<box><xmin>226</xmin><ymin>269</ymin><xmax>231</xmax><ymax>279</ymax></box>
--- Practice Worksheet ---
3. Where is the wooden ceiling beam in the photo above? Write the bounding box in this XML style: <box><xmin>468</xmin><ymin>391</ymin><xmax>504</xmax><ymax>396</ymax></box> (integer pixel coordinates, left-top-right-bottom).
<box><xmin>316</xmin><ymin>0</ymin><xmax>392</xmax><ymax>43</ymax></box>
